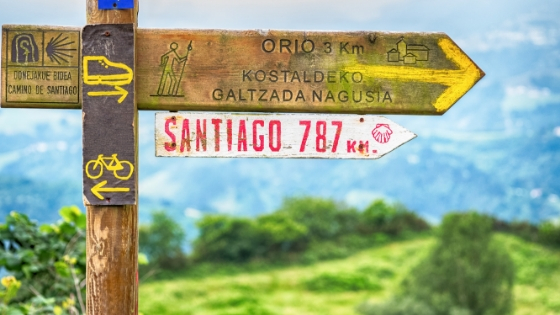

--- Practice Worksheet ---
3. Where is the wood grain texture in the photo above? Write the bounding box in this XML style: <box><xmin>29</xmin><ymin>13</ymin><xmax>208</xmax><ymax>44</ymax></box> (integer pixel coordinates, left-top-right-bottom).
<box><xmin>86</xmin><ymin>205</ymin><xmax>138</xmax><ymax>315</ymax></box>
<box><xmin>87</xmin><ymin>0</ymin><xmax>138</xmax><ymax>25</ymax></box>
<box><xmin>85</xmin><ymin>1</ymin><xmax>138</xmax><ymax>315</ymax></box>
<box><xmin>2</xmin><ymin>27</ymin><xmax>484</xmax><ymax>115</ymax></box>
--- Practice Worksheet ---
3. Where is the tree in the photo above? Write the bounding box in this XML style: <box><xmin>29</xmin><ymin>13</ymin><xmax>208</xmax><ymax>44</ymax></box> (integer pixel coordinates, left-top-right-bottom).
<box><xmin>402</xmin><ymin>212</ymin><xmax>515</xmax><ymax>315</ymax></box>
<box><xmin>139</xmin><ymin>211</ymin><xmax>187</xmax><ymax>270</ymax></box>
<box><xmin>0</xmin><ymin>207</ymin><xmax>87</xmax><ymax>314</ymax></box>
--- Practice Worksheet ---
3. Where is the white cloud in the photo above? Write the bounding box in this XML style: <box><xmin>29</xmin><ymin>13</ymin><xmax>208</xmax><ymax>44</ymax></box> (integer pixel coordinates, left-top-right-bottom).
<box><xmin>210</xmin><ymin>188</ymin><xmax>242</xmax><ymax>214</ymax></box>
<box><xmin>140</xmin><ymin>170</ymin><xmax>181</xmax><ymax>199</ymax></box>
<box><xmin>457</xmin><ymin>26</ymin><xmax>559</xmax><ymax>52</ymax></box>
<box><xmin>184</xmin><ymin>207</ymin><xmax>203</xmax><ymax>219</ymax></box>
<box><xmin>501</xmin><ymin>85</ymin><xmax>560</xmax><ymax>112</ymax></box>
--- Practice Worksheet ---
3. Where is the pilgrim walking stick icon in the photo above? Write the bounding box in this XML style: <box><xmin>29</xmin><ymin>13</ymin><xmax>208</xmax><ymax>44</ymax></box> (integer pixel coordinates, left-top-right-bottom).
<box><xmin>156</xmin><ymin>41</ymin><xmax>193</xmax><ymax>96</ymax></box>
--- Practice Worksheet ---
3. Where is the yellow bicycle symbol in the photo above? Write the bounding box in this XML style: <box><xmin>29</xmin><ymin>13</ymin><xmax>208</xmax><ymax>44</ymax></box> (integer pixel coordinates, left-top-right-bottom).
<box><xmin>85</xmin><ymin>154</ymin><xmax>134</xmax><ymax>180</ymax></box>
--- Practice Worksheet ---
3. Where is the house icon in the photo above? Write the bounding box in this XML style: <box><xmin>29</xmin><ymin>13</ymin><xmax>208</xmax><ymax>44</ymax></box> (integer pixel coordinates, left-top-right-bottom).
<box><xmin>387</xmin><ymin>37</ymin><xmax>429</xmax><ymax>64</ymax></box>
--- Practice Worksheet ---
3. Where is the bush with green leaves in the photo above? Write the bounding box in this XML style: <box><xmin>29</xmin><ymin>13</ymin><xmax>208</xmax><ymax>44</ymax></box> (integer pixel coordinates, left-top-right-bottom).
<box><xmin>193</xmin><ymin>215</ymin><xmax>259</xmax><ymax>262</ymax></box>
<box><xmin>538</xmin><ymin>221</ymin><xmax>560</xmax><ymax>247</ymax></box>
<box><xmin>405</xmin><ymin>212</ymin><xmax>514</xmax><ymax>315</ymax></box>
<box><xmin>359</xmin><ymin>211</ymin><xmax>514</xmax><ymax>315</ymax></box>
<box><xmin>360</xmin><ymin>199</ymin><xmax>429</xmax><ymax>236</ymax></box>
<box><xmin>0</xmin><ymin>207</ymin><xmax>87</xmax><ymax>314</ymax></box>
<box><xmin>254</xmin><ymin>212</ymin><xmax>308</xmax><ymax>257</ymax></box>
<box><xmin>139</xmin><ymin>211</ymin><xmax>187</xmax><ymax>270</ymax></box>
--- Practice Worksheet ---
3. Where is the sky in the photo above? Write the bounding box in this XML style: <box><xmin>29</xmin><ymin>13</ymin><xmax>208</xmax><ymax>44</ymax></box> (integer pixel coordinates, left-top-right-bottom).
<box><xmin>0</xmin><ymin>0</ymin><xmax>559</xmax><ymax>219</ymax></box>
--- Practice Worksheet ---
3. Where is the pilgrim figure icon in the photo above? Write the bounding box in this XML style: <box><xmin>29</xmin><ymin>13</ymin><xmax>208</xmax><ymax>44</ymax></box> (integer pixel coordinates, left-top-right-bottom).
<box><xmin>156</xmin><ymin>41</ymin><xmax>193</xmax><ymax>97</ymax></box>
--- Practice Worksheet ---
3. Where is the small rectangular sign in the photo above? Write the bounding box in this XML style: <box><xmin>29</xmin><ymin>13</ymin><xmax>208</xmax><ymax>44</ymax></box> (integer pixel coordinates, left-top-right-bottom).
<box><xmin>98</xmin><ymin>0</ymin><xmax>135</xmax><ymax>10</ymax></box>
<box><xmin>82</xmin><ymin>24</ymin><xmax>136</xmax><ymax>205</ymax></box>
<box><xmin>155</xmin><ymin>112</ymin><xmax>415</xmax><ymax>159</ymax></box>
<box><xmin>2</xmin><ymin>25</ymin><xmax>81</xmax><ymax>108</ymax></box>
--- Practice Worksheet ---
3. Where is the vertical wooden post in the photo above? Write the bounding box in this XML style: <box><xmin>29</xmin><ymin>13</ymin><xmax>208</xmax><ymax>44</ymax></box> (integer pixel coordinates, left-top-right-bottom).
<box><xmin>84</xmin><ymin>1</ymin><xmax>138</xmax><ymax>314</ymax></box>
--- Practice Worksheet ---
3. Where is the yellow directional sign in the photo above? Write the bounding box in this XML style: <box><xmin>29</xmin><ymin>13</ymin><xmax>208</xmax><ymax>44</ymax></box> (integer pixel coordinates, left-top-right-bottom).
<box><xmin>2</xmin><ymin>26</ymin><xmax>484</xmax><ymax>115</ymax></box>
<box><xmin>90</xmin><ymin>180</ymin><xmax>131</xmax><ymax>200</ymax></box>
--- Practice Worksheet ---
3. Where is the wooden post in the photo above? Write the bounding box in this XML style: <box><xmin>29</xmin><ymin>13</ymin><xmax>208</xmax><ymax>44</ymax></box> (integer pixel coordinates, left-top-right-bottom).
<box><xmin>84</xmin><ymin>1</ymin><xmax>138</xmax><ymax>314</ymax></box>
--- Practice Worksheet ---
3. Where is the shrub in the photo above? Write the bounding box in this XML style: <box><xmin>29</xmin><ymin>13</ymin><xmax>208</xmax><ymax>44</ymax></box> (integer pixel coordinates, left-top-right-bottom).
<box><xmin>538</xmin><ymin>221</ymin><xmax>560</xmax><ymax>247</ymax></box>
<box><xmin>357</xmin><ymin>297</ymin><xmax>438</xmax><ymax>315</ymax></box>
<box><xmin>277</xmin><ymin>196</ymin><xmax>351</xmax><ymax>241</ymax></box>
<box><xmin>402</xmin><ymin>211</ymin><xmax>515</xmax><ymax>315</ymax></box>
<box><xmin>305</xmin><ymin>272</ymin><xmax>382</xmax><ymax>292</ymax></box>
<box><xmin>360</xmin><ymin>200</ymin><xmax>429</xmax><ymax>236</ymax></box>
<box><xmin>0</xmin><ymin>207</ymin><xmax>86</xmax><ymax>313</ymax></box>
<box><xmin>193</xmin><ymin>215</ymin><xmax>259</xmax><ymax>262</ymax></box>
<box><xmin>255</xmin><ymin>212</ymin><xmax>308</xmax><ymax>256</ymax></box>
<box><xmin>139</xmin><ymin>211</ymin><xmax>187</xmax><ymax>270</ymax></box>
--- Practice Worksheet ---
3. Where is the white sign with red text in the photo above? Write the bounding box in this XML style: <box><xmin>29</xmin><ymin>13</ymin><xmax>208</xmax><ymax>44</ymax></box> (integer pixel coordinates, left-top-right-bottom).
<box><xmin>155</xmin><ymin>112</ymin><xmax>416</xmax><ymax>159</ymax></box>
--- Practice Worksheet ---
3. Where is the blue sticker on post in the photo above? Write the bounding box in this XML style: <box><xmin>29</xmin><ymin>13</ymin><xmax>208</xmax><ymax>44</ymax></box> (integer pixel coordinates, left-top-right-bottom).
<box><xmin>98</xmin><ymin>0</ymin><xmax>134</xmax><ymax>10</ymax></box>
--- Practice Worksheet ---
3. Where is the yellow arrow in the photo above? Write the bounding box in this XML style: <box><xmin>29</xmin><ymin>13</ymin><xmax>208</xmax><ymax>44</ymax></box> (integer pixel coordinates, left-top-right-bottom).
<box><xmin>88</xmin><ymin>86</ymin><xmax>129</xmax><ymax>104</ymax></box>
<box><xmin>344</xmin><ymin>38</ymin><xmax>484</xmax><ymax>113</ymax></box>
<box><xmin>91</xmin><ymin>180</ymin><xmax>130</xmax><ymax>200</ymax></box>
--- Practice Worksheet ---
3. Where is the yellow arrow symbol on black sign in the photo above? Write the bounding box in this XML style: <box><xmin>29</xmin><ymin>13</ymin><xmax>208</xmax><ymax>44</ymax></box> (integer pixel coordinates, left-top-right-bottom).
<box><xmin>91</xmin><ymin>180</ymin><xmax>130</xmax><ymax>200</ymax></box>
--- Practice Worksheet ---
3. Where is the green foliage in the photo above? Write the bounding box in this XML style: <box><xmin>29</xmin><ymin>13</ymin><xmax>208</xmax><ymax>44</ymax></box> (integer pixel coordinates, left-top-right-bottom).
<box><xmin>192</xmin><ymin>197</ymin><xmax>430</xmax><ymax>264</ymax></box>
<box><xmin>276</xmin><ymin>196</ymin><xmax>349</xmax><ymax>241</ymax></box>
<box><xmin>255</xmin><ymin>212</ymin><xmax>308</xmax><ymax>256</ymax></box>
<box><xmin>357</xmin><ymin>297</ymin><xmax>438</xmax><ymax>315</ymax></box>
<box><xmin>194</xmin><ymin>215</ymin><xmax>259</xmax><ymax>262</ymax></box>
<box><xmin>538</xmin><ymin>221</ymin><xmax>560</xmax><ymax>247</ymax></box>
<box><xmin>400</xmin><ymin>212</ymin><xmax>515</xmax><ymax>315</ymax></box>
<box><xmin>305</xmin><ymin>272</ymin><xmax>382</xmax><ymax>292</ymax></box>
<box><xmin>360</xmin><ymin>200</ymin><xmax>429</xmax><ymax>235</ymax></box>
<box><xmin>139</xmin><ymin>211</ymin><xmax>187</xmax><ymax>270</ymax></box>
<box><xmin>0</xmin><ymin>207</ymin><xmax>86</xmax><ymax>314</ymax></box>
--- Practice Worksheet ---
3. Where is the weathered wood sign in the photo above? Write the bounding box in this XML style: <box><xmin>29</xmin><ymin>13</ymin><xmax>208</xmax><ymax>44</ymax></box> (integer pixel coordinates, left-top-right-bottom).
<box><xmin>82</xmin><ymin>24</ymin><xmax>136</xmax><ymax>205</ymax></box>
<box><xmin>2</xmin><ymin>25</ymin><xmax>81</xmax><ymax>108</ymax></box>
<box><xmin>155</xmin><ymin>112</ymin><xmax>415</xmax><ymax>159</ymax></box>
<box><xmin>3</xmin><ymin>26</ymin><xmax>484</xmax><ymax>115</ymax></box>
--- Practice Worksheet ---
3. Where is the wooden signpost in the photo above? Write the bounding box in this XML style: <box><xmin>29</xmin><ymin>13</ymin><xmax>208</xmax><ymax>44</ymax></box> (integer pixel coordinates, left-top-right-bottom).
<box><xmin>0</xmin><ymin>0</ymin><xmax>485</xmax><ymax>313</ymax></box>
<box><xmin>3</xmin><ymin>28</ymin><xmax>485</xmax><ymax>115</ymax></box>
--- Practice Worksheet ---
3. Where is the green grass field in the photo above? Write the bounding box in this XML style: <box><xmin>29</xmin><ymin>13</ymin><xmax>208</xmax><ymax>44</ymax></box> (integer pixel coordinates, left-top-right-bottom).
<box><xmin>139</xmin><ymin>235</ymin><xmax>560</xmax><ymax>315</ymax></box>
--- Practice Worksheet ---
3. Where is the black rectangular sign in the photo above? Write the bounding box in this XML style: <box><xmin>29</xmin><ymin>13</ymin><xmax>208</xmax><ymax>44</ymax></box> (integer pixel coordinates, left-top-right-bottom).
<box><xmin>82</xmin><ymin>24</ymin><xmax>136</xmax><ymax>205</ymax></box>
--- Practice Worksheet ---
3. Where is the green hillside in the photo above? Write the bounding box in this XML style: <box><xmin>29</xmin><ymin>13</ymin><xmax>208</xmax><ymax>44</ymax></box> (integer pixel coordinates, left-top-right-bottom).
<box><xmin>138</xmin><ymin>234</ymin><xmax>560</xmax><ymax>315</ymax></box>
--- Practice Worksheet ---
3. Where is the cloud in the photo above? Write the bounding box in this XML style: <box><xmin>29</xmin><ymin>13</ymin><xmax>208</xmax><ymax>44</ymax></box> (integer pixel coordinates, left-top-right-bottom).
<box><xmin>140</xmin><ymin>170</ymin><xmax>181</xmax><ymax>199</ymax></box>
<box><xmin>501</xmin><ymin>85</ymin><xmax>560</xmax><ymax>112</ymax></box>
<box><xmin>457</xmin><ymin>24</ymin><xmax>559</xmax><ymax>52</ymax></box>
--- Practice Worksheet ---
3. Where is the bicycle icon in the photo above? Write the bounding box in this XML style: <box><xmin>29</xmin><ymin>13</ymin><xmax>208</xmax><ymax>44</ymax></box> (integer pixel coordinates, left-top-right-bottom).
<box><xmin>85</xmin><ymin>154</ymin><xmax>134</xmax><ymax>180</ymax></box>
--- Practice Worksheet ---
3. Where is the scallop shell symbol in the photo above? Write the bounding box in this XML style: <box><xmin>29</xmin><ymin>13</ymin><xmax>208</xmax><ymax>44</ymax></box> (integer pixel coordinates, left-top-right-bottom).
<box><xmin>372</xmin><ymin>124</ymin><xmax>393</xmax><ymax>144</ymax></box>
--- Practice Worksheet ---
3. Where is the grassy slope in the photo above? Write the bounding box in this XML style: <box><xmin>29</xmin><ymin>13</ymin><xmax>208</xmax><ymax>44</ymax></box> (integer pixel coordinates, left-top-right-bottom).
<box><xmin>139</xmin><ymin>235</ymin><xmax>560</xmax><ymax>315</ymax></box>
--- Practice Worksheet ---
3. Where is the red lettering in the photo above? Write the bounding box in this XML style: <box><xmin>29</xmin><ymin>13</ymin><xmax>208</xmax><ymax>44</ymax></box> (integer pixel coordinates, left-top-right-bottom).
<box><xmin>238</xmin><ymin>120</ymin><xmax>247</xmax><ymax>151</ymax></box>
<box><xmin>196</xmin><ymin>119</ymin><xmax>207</xmax><ymax>151</ymax></box>
<box><xmin>164</xmin><ymin>118</ymin><xmax>177</xmax><ymax>152</ymax></box>
<box><xmin>331</xmin><ymin>121</ymin><xmax>342</xmax><ymax>153</ymax></box>
<box><xmin>347</xmin><ymin>140</ymin><xmax>356</xmax><ymax>153</ymax></box>
<box><xmin>269</xmin><ymin>120</ymin><xmax>282</xmax><ymax>152</ymax></box>
<box><xmin>212</xmin><ymin>119</ymin><xmax>222</xmax><ymax>152</ymax></box>
<box><xmin>299</xmin><ymin>120</ymin><xmax>311</xmax><ymax>152</ymax></box>
<box><xmin>227</xmin><ymin>119</ymin><xmax>233</xmax><ymax>151</ymax></box>
<box><xmin>180</xmin><ymin>119</ymin><xmax>191</xmax><ymax>152</ymax></box>
<box><xmin>253</xmin><ymin>120</ymin><xmax>265</xmax><ymax>152</ymax></box>
<box><xmin>316</xmin><ymin>121</ymin><xmax>327</xmax><ymax>152</ymax></box>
